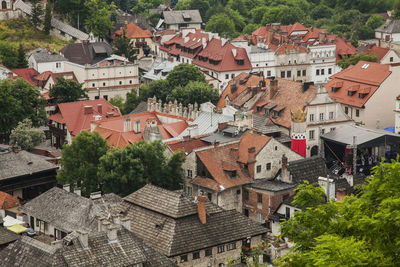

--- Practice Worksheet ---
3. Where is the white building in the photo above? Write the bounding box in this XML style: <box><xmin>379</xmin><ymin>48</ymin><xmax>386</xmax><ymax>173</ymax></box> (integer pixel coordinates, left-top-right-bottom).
<box><xmin>28</xmin><ymin>49</ymin><xmax>67</xmax><ymax>74</ymax></box>
<box><xmin>375</xmin><ymin>20</ymin><xmax>400</xmax><ymax>43</ymax></box>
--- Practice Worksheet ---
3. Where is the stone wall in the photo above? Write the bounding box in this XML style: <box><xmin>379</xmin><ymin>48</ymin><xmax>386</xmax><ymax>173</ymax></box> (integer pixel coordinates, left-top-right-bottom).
<box><xmin>147</xmin><ymin>97</ymin><xmax>200</xmax><ymax>119</ymax></box>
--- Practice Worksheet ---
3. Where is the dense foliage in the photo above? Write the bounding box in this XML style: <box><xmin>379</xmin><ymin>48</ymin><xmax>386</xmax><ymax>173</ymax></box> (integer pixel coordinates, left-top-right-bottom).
<box><xmin>113</xmin><ymin>29</ymin><xmax>138</xmax><ymax>62</ymax></box>
<box><xmin>49</xmin><ymin>78</ymin><xmax>88</xmax><ymax>104</ymax></box>
<box><xmin>9</xmin><ymin>119</ymin><xmax>45</xmax><ymax>151</ymax></box>
<box><xmin>276</xmin><ymin>160</ymin><xmax>400</xmax><ymax>266</ymax></box>
<box><xmin>0</xmin><ymin>79</ymin><xmax>46</xmax><ymax>142</ymax></box>
<box><xmin>57</xmin><ymin>131</ymin><xmax>185</xmax><ymax>197</ymax></box>
<box><xmin>337</xmin><ymin>52</ymin><xmax>379</xmax><ymax>69</ymax></box>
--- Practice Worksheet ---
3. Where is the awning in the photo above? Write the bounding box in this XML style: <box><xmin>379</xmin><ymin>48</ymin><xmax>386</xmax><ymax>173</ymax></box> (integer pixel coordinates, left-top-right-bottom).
<box><xmin>7</xmin><ymin>224</ymin><xmax>27</xmax><ymax>234</ymax></box>
<box><xmin>3</xmin><ymin>215</ymin><xmax>25</xmax><ymax>227</ymax></box>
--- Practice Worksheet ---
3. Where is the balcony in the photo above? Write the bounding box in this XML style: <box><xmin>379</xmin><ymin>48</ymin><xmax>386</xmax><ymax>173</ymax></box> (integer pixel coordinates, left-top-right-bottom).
<box><xmin>49</xmin><ymin>125</ymin><xmax>67</xmax><ymax>136</ymax></box>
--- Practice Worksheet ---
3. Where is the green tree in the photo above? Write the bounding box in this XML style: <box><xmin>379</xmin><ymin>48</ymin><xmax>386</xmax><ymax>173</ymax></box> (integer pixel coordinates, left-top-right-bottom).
<box><xmin>113</xmin><ymin>29</ymin><xmax>138</xmax><ymax>62</ymax></box>
<box><xmin>148</xmin><ymin>79</ymin><xmax>171</xmax><ymax>103</ymax></box>
<box><xmin>16</xmin><ymin>43</ymin><xmax>28</xmax><ymax>68</ymax></box>
<box><xmin>57</xmin><ymin>131</ymin><xmax>109</xmax><ymax>196</ymax></box>
<box><xmin>166</xmin><ymin>63</ymin><xmax>206</xmax><ymax>88</ymax></box>
<box><xmin>276</xmin><ymin>160</ymin><xmax>400</xmax><ymax>266</ymax></box>
<box><xmin>251</xmin><ymin>6</ymin><xmax>268</xmax><ymax>24</ymax></box>
<box><xmin>124</xmin><ymin>85</ymin><xmax>152</xmax><ymax>114</ymax></box>
<box><xmin>131</xmin><ymin>0</ymin><xmax>163</xmax><ymax>15</ymax></box>
<box><xmin>9</xmin><ymin>119</ymin><xmax>45</xmax><ymax>150</ymax></box>
<box><xmin>311</xmin><ymin>4</ymin><xmax>333</xmax><ymax>20</ymax></box>
<box><xmin>109</xmin><ymin>96</ymin><xmax>125</xmax><ymax>114</ymax></box>
<box><xmin>49</xmin><ymin>77</ymin><xmax>88</xmax><ymax>103</ymax></box>
<box><xmin>205</xmin><ymin>13</ymin><xmax>236</xmax><ymax>38</ymax></box>
<box><xmin>0</xmin><ymin>79</ymin><xmax>46</xmax><ymax>141</ymax></box>
<box><xmin>365</xmin><ymin>14</ymin><xmax>385</xmax><ymax>31</ymax></box>
<box><xmin>242</xmin><ymin>24</ymin><xmax>259</xmax><ymax>35</ymax></box>
<box><xmin>169</xmin><ymin>81</ymin><xmax>219</xmax><ymax>106</ymax></box>
<box><xmin>190</xmin><ymin>0</ymin><xmax>210</xmax><ymax>19</ymax></box>
<box><xmin>44</xmin><ymin>2</ymin><xmax>52</xmax><ymax>35</ymax></box>
<box><xmin>84</xmin><ymin>0</ymin><xmax>116</xmax><ymax>38</ymax></box>
<box><xmin>98</xmin><ymin>140</ymin><xmax>185</xmax><ymax>196</ymax></box>
<box><xmin>262</xmin><ymin>5</ymin><xmax>306</xmax><ymax>25</ymax></box>
<box><xmin>0</xmin><ymin>42</ymin><xmax>18</xmax><ymax>69</ymax></box>
<box><xmin>227</xmin><ymin>0</ymin><xmax>248</xmax><ymax>17</ymax></box>
<box><xmin>30</xmin><ymin>0</ymin><xmax>43</xmax><ymax>29</ymax></box>
<box><xmin>337</xmin><ymin>52</ymin><xmax>379</xmax><ymax>69</ymax></box>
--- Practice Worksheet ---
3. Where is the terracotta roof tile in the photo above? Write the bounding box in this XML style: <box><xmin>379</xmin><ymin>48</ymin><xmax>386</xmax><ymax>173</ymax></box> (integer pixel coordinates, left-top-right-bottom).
<box><xmin>166</xmin><ymin>138</ymin><xmax>208</xmax><ymax>155</ymax></box>
<box><xmin>363</xmin><ymin>44</ymin><xmax>390</xmax><ymax>61</ymax></box>
<box><xmin>325</xmin><ymin>61</ymin><xmax>391</xmax><ymax>108</ymax></box>
<box><xmin>11</xmin><ymin>68</ymin><xmax>40</xmax><ymax>85</ymax></box>
<box><xmin>0</xmin><ymin>191</ymin><xmax>20</xmax><ymax>210</ymax></box>
<box><xmin>237</xmin><ymin>131</ymin><xmax>270</xmax><ymax>163</ymax></box>
<box><xmin>114</xmin><ymin>22</ymin><xmax>153</xmax><ymax>39</ymax></box>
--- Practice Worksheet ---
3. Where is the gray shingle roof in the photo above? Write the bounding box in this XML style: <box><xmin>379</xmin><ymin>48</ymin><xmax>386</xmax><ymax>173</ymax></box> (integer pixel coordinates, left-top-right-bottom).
<box><xmin>0</xmin><ymin>227</ymin><xmax>19</xmax><ymax>246</ymax></box>
<box><xmin>119</xmin><ymin>184</ymin><xmax>268</xmax><ymax>256</ymax></box>
<box><xmin>129</xmin><ymin>101</ymin><xmax>148</xmax><ymax>114</ymax></box>
<box><xmin>288</xmin><ymin>156</ymin><xmax>328</xmax><ymax>184</ymax></box>
<box><xmin>0</xmin><ymin>149</ymin><xmax>57</xmax><ymax>181</ymax></box>
<box><xmin>375</xmin><ymin>19</ymin><xmax>400</xmax><ymax>34</ymax></box>
<box><xmin>60</xmin><ymin>42</ymin><xmax>113</xmax><ymax>65</ymax></box>
<box><xmin>19</xmin><ymin>187</ymin><xmax>123</xmax><ymax>233</ymax></box>
<box><xmin>162</xmin><ymin>10</ymin><xmax>202</xmax><ymax>25</ymax></box>
<box><xmin>248</xmin><ymin>179</ymin><xmax>296</xmax><ymax>192</ymax></box>
<box><xmin>31</xmin><ymin>50</ymin><xmax>67</xmax><ymax>63</ymax></box>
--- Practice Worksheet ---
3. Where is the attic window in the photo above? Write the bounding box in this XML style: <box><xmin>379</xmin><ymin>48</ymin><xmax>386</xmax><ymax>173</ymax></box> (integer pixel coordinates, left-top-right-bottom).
<box><xmin>236</xmin><ymin>59</ymin><xmax>244</xmax><ymax>65</ymax></box>
<box><xmin>359</xmin><ymin>93</ymin><xmax>368</xmax><ymax>99</ymax></box>
<box><xmin>226</xmin><ymin>170</ymin><xmax>237</xmax><ymax>178</ymax></box>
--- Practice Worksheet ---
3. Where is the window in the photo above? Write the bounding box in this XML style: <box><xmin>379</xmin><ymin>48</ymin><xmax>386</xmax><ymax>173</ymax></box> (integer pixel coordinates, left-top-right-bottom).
<box><xmin>205</xmin><ymin>248</ymin><xmax>212</xmax><ymax>256</ymax></box>
<box><xmin>236</xmin><ymin>189</ymin><xmax>241</xmax><ymax>195</ymax></box>
<box><xmin>309</xmin><ymin>114</ymin><xmax>314</xmax><ymax>122</ymax></box>
<box><xmin>95</xmin><ymin>96</ymin><xmax>100</xmax><ymax>100</ymax></box>
<box><xmin>103</xmin><ymin>95</ymin><xmax>108</xmax><ymax>100</ymax></box>
<box><xmin>193</xmin><ymin>251</ymin><xmax>200</xmax><ymax>260</ymax></box>
<box><xmin>390</xmin><ymin>57</ymin><xmax>394</xmax><ymax>62</ymax></box>
<box><xmin>257</xmin><ymin>193</ymin><xmax>262</xmax><ymax>203</ymax></box>
<box><xmin>56</xmin><ymin>62</ymin><xmax>61</xmax><ymax>68</ymax></box>
<box><xmin>356</xmin><ymin>109</ymin><xmax>360</xmax><ymax>117</ymax></box>
<box><xmin>285</xmin><ymin>207</ymin><xmax>290</xmax><ymax>219</ymax></box>
<box><xmin>302</xmin><ymin>69</ymin><xmax>306</xmax><ymax>76</ymax></box>
<box><xmin>266</xmin><ymin>163</ymin><xmax>271</xmax><ymax>170</ymax></box>
<box><xmin>103</xmin><ymin>82</ymin><xmax>106</xmax><ymax>86</ymax></box>
<box><xmin>244</xmin><ymin>190</ymin><xmax>249</xmax><ymax>200</ymax></box>
<box><xmin>231</xmin><ymin>74</ymin><xmax>235</xmax><ymax>79</ymax></box>
<box><xmin>287</xmin><ymin>70</ymin><xmax>291</xmax><ymax>78</ymax></box>
<box><xmin>180</xmin><ymin>255</ymin><xmax>188</xmax><ymax>262</ymax></box>
<box><xmin>329</xmin><ymin>112</ymin><xmax>334</xmax><ymax>120</ymax></box>
<box><xmin>316</xmin><ymin>69</ymin><xmax>320</xmax><ymax>76</ymax></box>
<box><xmin>297</xmin><ymin>70</ymin><xmax>301</xmax><ymax>77</ymax></box>
<box><xmin>345</xmin><ymin>107</ymin><xmax>349</xmax><ymax>115</ymax></box>
<box><xmin>187</xmin><ymin>170</ymin><xmax>192</xmax><ymax>178</ymax></box>
<box><xmin>187</xmin><ymin>186</ymin><xmax>192</xmax><ymax>196</ymax></box>
<box><xmin>281</xmin><ymin>71</ymin><xmax>285</xmax><ymax>78</ymax></box>
<box><xmin>257</xmin><ymin>213</ymin><xmax>262</xmax><ymax>222</ymax></box>
<box><xmin>92</xmin><ymin>83</ymin><xmax>95</xmax><ymax>87</ymax></box>
<box><xmin>321</xmin><ymin>69</ymin><xmax>325</xmax><ymax>75</ymax></box>
<box><xmin>207</xmin><ymin>193</ymin><xmax>212</xmax><ymax>201</ymax></box>
<box><xmin>267</xmin><ymin>70</ymin><xmax>271</xmax><ymax>76</ymax></box>
<box><xmin>256</xmin><ymin>165</ymin><xmax>261</xmax><ymax>173</ymax></box>
<box><xmin>321</xmin><ymin>129</ymin><xmax>325</xmax><ymax>135</ymax></box>
<box><xmin>328</xmin><ymin>68</ymin><xmax>332</xmax><ymax>75</ymax></box>
<box><xmin>119</xmin><ymin>81</ymin><xmax>122</xmax><ymax>85</ymax></box>
<box><xmin>275</xmin><ymin>146</ymin><xmax>278</xmax><ymax>151</ymax></box>
<box><xmin>319</xmin><ymin>113</ymin><xmax>324</xmax><ymax>121</ymax></box>
<box><xmin>129</xmin><ymin>80</ymin><xmax>132</xmax><ymax>84</ymax></box>
<box><xmin>217</xmin><ymin>245</ymin><xmax>225</xmax><ymax>253</ymax></box>
<box><xmin>225</xmin><ymin>74</ymin><xmax>229</xmax><ymax>79</ymax></box>
<box><xmin>309</xmin><ymin>130</ymin><xmax>315</xmax><ymax>140</ymax></box>
<box><xmin>227</xmin><ymin>242</ymin><xmax>236</xmax><ymax>251</ymax></box>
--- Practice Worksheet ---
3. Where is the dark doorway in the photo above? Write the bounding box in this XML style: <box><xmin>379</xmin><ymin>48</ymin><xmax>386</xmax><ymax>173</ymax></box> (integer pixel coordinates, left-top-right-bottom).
<box><xmin>311</xmin><ymin>145</ymin><xmax>319</xmax><ymax>156</ymax></box>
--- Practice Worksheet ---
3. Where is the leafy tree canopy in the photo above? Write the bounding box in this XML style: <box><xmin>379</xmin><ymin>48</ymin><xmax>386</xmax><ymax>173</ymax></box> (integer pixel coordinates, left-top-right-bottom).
<box><xmin>109</xmin><ymin>96</ymin><xmax>125</xmax><ymax>114</ymax></box>
<box><xmin>84</xmin><ymin>0</ymin><xmax>116</xmax><ymax>38</ymax></box>
<box><xmin>9</xmin><ymin>118</ymin><xmax>45</xmax><ymax>150</ymax></box>
<box><xmin>113</xmin><ymin>29</ymin><xmax>138</xmax><ymax>62</ymax></box>
<box><xmin>205</xmin><ymin>13</ymin><xmax>236</xmax><ymax>39</ymax></box>
<box><xmin>49</xmin><ymin>77</ymin><xmax>88</xmax><ymax>104</ymax></box>
<box><xmin>166</xmin><ymin>63</ymin><xmax>206</xmax><ymax>88</ymax></box>
<box><xmin>169</xmin><ymin>81</ymin><xmax>219</xmax><ymax>106</ymax></box>
<box><xmin>57</xmin><ymin>131</ymin><xmax>109</xmax><ymax>197</ymax></box>
<box><xmin>337</xmin><ymin>52</ymin><xmax>379</xmax><ymax>69</ymax></box>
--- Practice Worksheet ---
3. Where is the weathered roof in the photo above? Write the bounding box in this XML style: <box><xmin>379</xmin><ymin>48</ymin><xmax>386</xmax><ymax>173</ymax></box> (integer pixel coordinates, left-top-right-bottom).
<box><xmin>162</xmin><ymin>10</ymin><xmax>202</xmax><ymax>25</ymax></box>
<box><xmin>19</xmin><ymin>187</ymin><xmax>123</xmax><ymax>233</ymax></box>
<box><xmin>287</xmin><ymin>156</ymin><xmax>328</xmax><ymax>184</ymax></box>
<box><xmin>114</xmin><ymin>22</ymin><xmax>153</xmax><ymax>39</ymax></box>
<box><xmin>143</xmin><ymin>60</ymin><xmax>180</xmax><ymax>81</ymax></box>
<box><xmin>30</xmin><ymin>50</ymin><xmax>67</xmax><ymax>63</ymax></box>
<box><xmin>376</xmin><ymin>19</ymin><xmax>400</xmax><ymax>34</ymax></box>
<box><xmin>0</xmin><ymin>149</ymin><xmax>57</xmax><ymax>181</ymax></box>
<box><xmin>129</xmin><ymin>101</ymin><xmax>148</xmax><ymax>114</ymax></box>
<box><xmin>119</xmin><ymin>184</ymin><xmax>267</xmax><ymax>256</ymax></box>
<box><xmin>0</xmin><ymin>227</ymin><xmax>19</xmax><ymax>246</ymax></box>
<box><xmin>248</xmin><ymin>179</ymin><xmax>296</xmax><ymax>192</ymax></box>
<box><xmin>60</xmin><ymin>42</ymin><xmax>113</xmax><ymax>65</ymax></box>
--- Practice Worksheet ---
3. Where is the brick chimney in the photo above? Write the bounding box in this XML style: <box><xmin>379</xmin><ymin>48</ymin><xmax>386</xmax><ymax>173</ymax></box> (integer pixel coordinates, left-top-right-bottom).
<box><xmin>270</xmin><ymin>79</ymin><xmax>278</xmax><ymax>99</ymax></box>
<box><xmin>318</xmin><ymin>32</ymin><xmax>327</xmax><ymax>44</ymax></box>
<box><xmin>123</xmin><ymin>116</ymin><xmax>132</xmax><ymax>132</ymax></box>
<box><xmin>84</xmin><ymin>105</ymin><xmax>93</xmax><ymax>115</ymax></box>
<box><xmin>281</xmin><ymin>154</ymin><xmax>290</xmax><ymax>183</ymax></box>
<box><xmin>97</xmin><ymin>104</ymin><xmax>103</xmax><ymax>114</ymax></box>
<box><xmin>336</xmin><ymin>188</ymin><xmax>346</xmax><ymax>201</ymax></box>
<box><xmin>197</xmin><ymin>195</ymin><xmax>206</xmax><ymax>224</ymax></box>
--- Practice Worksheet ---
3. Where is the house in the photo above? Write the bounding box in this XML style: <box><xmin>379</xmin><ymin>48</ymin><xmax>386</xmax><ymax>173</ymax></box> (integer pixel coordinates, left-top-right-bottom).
<box><xmin>305</xmin><ymin>86</ymin><xmax>354</xmax><ymax>157</ymax></box>
<box><xmin>28</xmin><ymin>49</ymin><xmax>67</xmax><ymax>74</ymax></box>
<box><xmin>375</xmin><ymin>19</ymin><xmax>400</xmax><ymax>43</ymax></box>
<box><xmin>188</xmin><ymin>131</ymin><xmax>302</xmax><ymax>212</ymax></box>
<box><xmin>142</xmin><ymin>59</ymin><xmax>180</xmax><ymax>84</ymax></box>
<box><xmin>10</xmin><ymin>68</ymin><xmax>40</xmax><ymax>86</ymax></box>
<box><xmin>42</xmin><ymin>71</ymin><xmax>78</xmax><ymax>91</ymax></box>
<box><xmin>19</xmin><ymin>186</ymin><xmax>123</xmax><ymax>239</ymax></box>
<box><xmin>61</xmin><ymin>42</ymin><xmax>139</xmax><ymax>100</ymax></box>
<box><xmin>0</xmin><ymin>64</ymin><xmax>11</xmax><ymax>80</ymax></box>
<box><xmin>325</xmin><ymin>61</ymin><xmax>399</xmax><ymax>129</ymax></box>
<box><xmin>159</xmin><ymin>10</ymin><xmax>202</xmax><ymax>30</ymax></box>
<box><xmin>47</xmin><ymin>99</ymin><xmax>121</xmax><ymax>147</ymax></box>
<box><xmin>0</xmin><ymin>229</ymin><xmax>176</xmax><ymax>266</ymax></box>
<box><xmin>193</xmin><ymin>38</ymin><xmax>252</xmax><ymax>91</ymax></box>
<box><xmin>0</xmin><ymin>191</ymin><xmax>20</xmax><ymax>219</ymax></box>
<box><xmin>114</xmin><ymin>22</ymin><xmax>154</xmax><ymax>58</ymax></box>
<box><xmin>117</xmin><ymin>184</ymin><xmax>268</xmax><ymax>266</ymax></box>
<box><xmin>0</xmin><ymin>145</ymin><xmax>57</xmax><ymax>201</ymax></box>
<box><xmin>395</xmin><ymin>96</ymin><xmax>400</xmax><ymax>134</ymax></box>
<box><xmin>357</xmin><ymin>43</ymin><xmax>400</xmax><ymax>64</ymax></box>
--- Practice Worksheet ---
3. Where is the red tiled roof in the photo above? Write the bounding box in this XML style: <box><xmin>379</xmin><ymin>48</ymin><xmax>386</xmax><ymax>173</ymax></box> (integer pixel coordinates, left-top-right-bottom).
<box><xmin>363</xmin><ymin>44</ymin><xmax>390</xmax><ymax>61</ymax></box>
<box><xmin>275</xmin><ymin>43</ymin><xmax>308</xmax><ymax>55</ymax></box>
<box><xmin>193</xmin><ymin>38</ymin><xmax>252</xmax><ymax>72</ymax></box>
<box><xmin>49</xmin><ymin>71</ymin><xmax>78</xmax><ymax>84</ymax></box>
<box><xmin>166</xmin><ymin>138</ymin><xmax>208</xmax><ymax>155</ymax></box>
<box><xmin>48</xmin><ymin>99</ymin><xmax>121</xmax><ymax>136</ymax></box>
<box><xmin>216</xmin><ymin>73</ymin><xmax>269</xmax><ymax>108</ymax></box>
<box><xmin>237</xmin><ymin>131</ymin><xmax>270</xmax><ymax>164</ymax></box>
<box><xmin>11</xmin><ymin>68</ymin><xmax>40</xmax><ymax>85</ymax></box>
<box><xmin>333</xmin><ymin>36</ymin><xmax>357</xmax><ymax>61</ymax></box>
<box><xmin>114</xmin><ymin>22</ymin><xmax>153</xmax><ymax>39</ymax></box>
<box><xmin>0</xmin><ymin>191</ymin><xmax>20</xmax><ymax>210</ymax></box>
<box><xmin>325</xmin><ymin>61</ymin><xmax>391</xmax><ymax>108</ymax></box>
<box><xmin>35</xmin><ymin>71</ymin><xmax>52</xmax><ymax>82</ymax></box>
<box><xmin>93</xmin><ymin>111</ymin><xmax>192</xmax><ymax>148</ymax></box>
<box><xmin>288</xmin><ymin>22</ymin><xmax>308</xmax><ymax>35</ymax></box>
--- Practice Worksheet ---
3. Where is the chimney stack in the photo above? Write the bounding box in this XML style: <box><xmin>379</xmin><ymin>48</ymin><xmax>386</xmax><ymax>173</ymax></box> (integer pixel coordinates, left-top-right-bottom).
<box><xmin>74</xmin><ymin>187</ymin><xmax>81</xmax><ymax>196</ymax></box>
<box><xmin>97</xmin><ymin>104</ymin><xmax>102</xmax><ymax>114</ymax></box>
<box><xmin>281</xmin><ymin>154</ymin><xmax>290</xmax><ymax>183</ymax></box>
<box><xmin>77</xmin><ymin>231</ymin><xmax>89</xmax><ymax>249</ymax></box>
<box><xmin>123</xmin><ymin>116</ymin><xmax>132</xmax><ymax>132</ymax></box>
<box><xmin>84</xmin><ymin>105</ymin><xmax>93</xmax><ymax>115</ymax></box>
<box><xmin>121</xmin><ymin>218</ymin><xmax>131</xmax><ymax>231</ymax></box>
<box><xmin>197</xmin><ymin>195</ymin><xmax>206</xmax><ymax>224</ymax></box>
<box><xmin>107</xmin><ymin>226</ymin><xmax>118</xmax><ymax>243</ymax></box>
<box><xmin>90</xmin><ymin>191</ymin><xmax>101</xmax><ymax>200</ymax></box>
